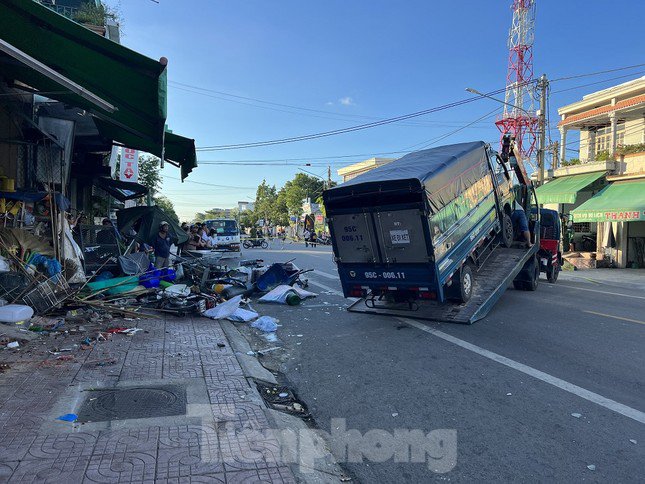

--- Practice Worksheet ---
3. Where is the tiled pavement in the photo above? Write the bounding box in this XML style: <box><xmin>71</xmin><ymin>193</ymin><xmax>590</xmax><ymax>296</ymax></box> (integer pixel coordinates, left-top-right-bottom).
<box><xmin>0</xmin><ymin>316</ymin><xmax>297</xmax><ymax>483</ymax></box>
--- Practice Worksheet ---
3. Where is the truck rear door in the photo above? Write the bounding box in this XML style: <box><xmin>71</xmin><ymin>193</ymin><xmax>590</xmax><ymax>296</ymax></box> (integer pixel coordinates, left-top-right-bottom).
<box><xmin>329</xmin><ymin>212</ymin><xmax>379</xmax><ymax>263</ymax></box>
<box><xmin>374</xmin><ymin>209</ymin><xmax>430</xmax><ymax>263</ymax></box>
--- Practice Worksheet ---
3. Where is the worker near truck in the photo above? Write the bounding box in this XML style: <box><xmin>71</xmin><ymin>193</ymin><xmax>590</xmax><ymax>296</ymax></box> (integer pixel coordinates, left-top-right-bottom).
<box><xmin>512</xmin><ymin>202</ymin><xmax>533</xmax><ymax>248</ymax></box>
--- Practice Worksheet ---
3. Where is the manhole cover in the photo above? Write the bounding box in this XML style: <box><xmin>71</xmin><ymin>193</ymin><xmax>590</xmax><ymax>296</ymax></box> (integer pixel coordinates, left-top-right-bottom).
<box><xmin>77</xmin><ymin>385</ymin><xmax>186</xmax><ymax>422</ymax></box>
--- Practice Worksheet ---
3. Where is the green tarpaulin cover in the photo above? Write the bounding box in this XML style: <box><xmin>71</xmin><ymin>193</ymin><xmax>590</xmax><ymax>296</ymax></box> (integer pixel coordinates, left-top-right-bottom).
<box><xmin>571</xmin><ymin>180</ymin><xmax>645</xmax><ymax>222</ymax></box>
<box><xmin>535</xmin><ymin>172</ymin><xmax>606</xmax><ymax>204</ymax></box>
<box><xmin>0</xmin><ymin>0</ymin><xmax>196</xmax><ymax>179</ymax></box>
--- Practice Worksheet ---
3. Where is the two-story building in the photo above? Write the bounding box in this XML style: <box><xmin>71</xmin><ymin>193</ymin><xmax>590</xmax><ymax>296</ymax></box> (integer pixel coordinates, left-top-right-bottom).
<box><xmin>337</xmin><ymin>157</ymin><xmax>396</xmax><ymax>183</ymax></box>
<box><xmin>536</xmin><ymin>76</ymin><xmax>645</xmax><ymax>268</ymax></box>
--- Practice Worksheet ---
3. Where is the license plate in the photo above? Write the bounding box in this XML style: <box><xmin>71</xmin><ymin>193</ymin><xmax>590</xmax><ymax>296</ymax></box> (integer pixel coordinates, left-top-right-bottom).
<box><xmin>390</xmin><ymin>229</ymin><xmax>410</xmax><ymax>244</ymax></box>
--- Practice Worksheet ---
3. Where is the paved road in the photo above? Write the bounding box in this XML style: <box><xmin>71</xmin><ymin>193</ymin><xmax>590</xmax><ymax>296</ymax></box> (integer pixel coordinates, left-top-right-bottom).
<box><xmin>243</xmin><ymin>243</ymin><xmax>645</xmax><ymax>482</ymax></box>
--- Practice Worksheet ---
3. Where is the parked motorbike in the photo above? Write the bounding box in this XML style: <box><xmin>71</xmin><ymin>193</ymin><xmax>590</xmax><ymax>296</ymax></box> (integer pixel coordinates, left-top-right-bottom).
<box><xmin>243</xmin><ymin>238</ymin><xmax>269</xmax><ymax>249</ymax></box>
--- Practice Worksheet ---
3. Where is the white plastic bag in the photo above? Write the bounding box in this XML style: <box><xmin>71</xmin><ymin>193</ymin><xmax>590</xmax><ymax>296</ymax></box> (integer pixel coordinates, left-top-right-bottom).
<box><xmin>227</xmin><ymin>307</ymin><xmax>259</xmax><ymax>322</ymax></box>
<box><xmin>202</xmin><ymin>295</ymin><xmax>242</xmax><ymax>320</ymax></box>
<box><xmin>164</xmin><ymin>284</ymin><xmax>191</xmax><ymax>297</ymax></box>
<box><xmin>251</xmin><ymin>316</ymin><xmax>278</xmax><ymax>332</ymax></box>
<box><xmin>258</xmin><ymin>285</ymin><xmax>317</xmax><ymax>304</ymax></box>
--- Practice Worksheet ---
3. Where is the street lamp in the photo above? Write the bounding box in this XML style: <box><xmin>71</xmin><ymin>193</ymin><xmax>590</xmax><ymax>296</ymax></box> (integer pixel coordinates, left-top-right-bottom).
<box><xmin>465</xmin><ymin>87</ymin><xmax>532</xmax><ymax>116</ymax></box>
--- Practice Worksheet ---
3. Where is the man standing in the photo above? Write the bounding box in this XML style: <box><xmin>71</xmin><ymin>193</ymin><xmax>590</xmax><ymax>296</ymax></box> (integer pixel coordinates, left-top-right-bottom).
<box><xmin>511</xmin><ymin>202</ymin><xmax>533</xmax><ymax>248</ymax></box>
<box><xmin>153</xmin><ymin>222</ymin><xmax>174</xmax><ymax>268</ymax></box>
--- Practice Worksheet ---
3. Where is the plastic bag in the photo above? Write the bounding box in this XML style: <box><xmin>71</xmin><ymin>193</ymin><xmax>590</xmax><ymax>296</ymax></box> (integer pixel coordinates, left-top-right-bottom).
<box><xmin>202</xmin><ymin>295</ymin><xmax>242</xmax><ymax>320</ymax></box>
<box><xmin>251</xmin><ymin>316</ymin><xmax>278</xmax><ymax>332</ymax></box>
<box><xmin>164</xmin><ymin>284</ymin><xmax>191</xmax><ymax>297</ymax></box>
<box><xmin>227</xmin><ymin>308</ymin><xmax>259</xmax><ymax>322</ymax></box>
<box><xmin>258</xmin><ymin>285</ymin><xmax>317</xmax><ymax>304</ymax></box>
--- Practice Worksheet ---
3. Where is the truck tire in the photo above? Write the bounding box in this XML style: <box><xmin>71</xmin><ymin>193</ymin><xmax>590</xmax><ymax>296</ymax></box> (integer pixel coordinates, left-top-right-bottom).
<box><xmin>500</xmin><ymin>212</ymin><xmax>513</xmax><ymax>248</ymax></box>
<box><xmin>450</xmin><ymin>264</ymin><xmax>473</xmax><ymax>303</ymax></box>
<box><xmin>526</xmin><ymin>261</ymin><xmax>539</xmax><ymax>291</ymax></box>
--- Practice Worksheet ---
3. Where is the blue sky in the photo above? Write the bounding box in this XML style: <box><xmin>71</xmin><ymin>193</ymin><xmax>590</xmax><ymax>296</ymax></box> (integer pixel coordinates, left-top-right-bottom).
<box><xmin>111</xmin><ymin>0</ymin><xmax>645</xmax><ymax>220</ymax></box>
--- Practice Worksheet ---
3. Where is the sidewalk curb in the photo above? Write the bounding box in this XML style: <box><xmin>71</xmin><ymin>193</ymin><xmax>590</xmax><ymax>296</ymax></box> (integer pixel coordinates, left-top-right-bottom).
<box><xmin>221</xmin><ymin>320</ymin><xmax>346</xmax><ymax>483</ymax></box>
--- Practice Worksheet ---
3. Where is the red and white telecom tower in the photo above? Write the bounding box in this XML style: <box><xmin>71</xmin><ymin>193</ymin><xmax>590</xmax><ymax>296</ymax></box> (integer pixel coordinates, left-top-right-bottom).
<box><xmin>495</xmin><ymin>0</ymin><xmax>539</xmax><ymax>165</ymax></box>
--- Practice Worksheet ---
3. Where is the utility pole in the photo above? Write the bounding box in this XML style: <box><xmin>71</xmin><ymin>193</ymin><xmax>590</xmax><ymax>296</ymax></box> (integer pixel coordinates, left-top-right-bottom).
<box><xmin>537</xmin><ymin>74</ymin><xmax>549</xmax><ymax>186</ymax></box>
<box><xmin>551</xmin><ymin>141</ymin><xmax>560</xmax><ymax>171</ymax></box>
<box><xmin>327</xmin><ymin>165</ymin><xmax>332</xmax><ymax>191</ymax></box>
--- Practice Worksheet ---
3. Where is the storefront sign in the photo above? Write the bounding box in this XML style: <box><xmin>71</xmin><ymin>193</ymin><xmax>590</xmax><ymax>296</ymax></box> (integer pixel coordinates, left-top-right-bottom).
<box><xmin>603</xmin><ymin>211</ymin><xmax>643</xmax><ymax>221</ymax></box>
<box><xmin>119</xmin><ymin>148</ymin><xmax>139</xmax><ymax>182</ymax></box>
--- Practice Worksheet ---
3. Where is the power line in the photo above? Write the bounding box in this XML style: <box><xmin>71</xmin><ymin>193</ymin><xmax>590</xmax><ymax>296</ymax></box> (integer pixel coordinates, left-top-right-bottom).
<box><xmin>550</xmin><ymin>63</ymin><xmax>645</xmax><ymax>82</ymax></box>
<box><xmin>169</xmin><ymin>82</ymin><xmax>496</xmax><ymax>128</ymax></box>
<box><xmin>163</xmin><ymin>175</ymin><xmax>255</xmax><ymax>189</ymax></box>
<box><xmin>195</xmin><ymin>84</ymin><xmax>520</xmax><ymax>151</ymax></box>
<box><xmin>551</xmin><ymin>71</ymin><xmax>645</xmax><ymax>95</ymax></box>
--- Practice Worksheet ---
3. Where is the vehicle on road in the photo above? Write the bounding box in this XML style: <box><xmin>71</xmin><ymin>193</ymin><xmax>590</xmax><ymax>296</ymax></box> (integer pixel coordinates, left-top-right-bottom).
<box><xmin>243</xmin><ymin>237</ymin><xmax>269</xmax><ymax>249</ymax></box>
<box><xmin>533</xmin><ymin>207</ymin><xmax>562</xmax><ymax>283</ymax></box>
<box><xmin>323</xmin><ymin>138</ymin><xmax>541</xmax><ymax>323</ymax></box>
<box><xmin>204</xmin><ymin>218</ymin><xmax>241</xmax><ymax>251</ymax></box>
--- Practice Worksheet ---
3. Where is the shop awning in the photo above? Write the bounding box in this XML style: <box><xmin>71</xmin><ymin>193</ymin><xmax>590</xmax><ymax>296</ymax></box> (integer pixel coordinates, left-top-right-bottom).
<box><xmin>95</xmin><ymin>177</ymin><xmax>148</xmax><ymax>202</ymax></box>
<box><xmin>0</xmin><ymin>0</ymin><xmax>197</xmax><ymax>179</ymax></box>
<box><xmin>535</xmin><ymin>172</ymin><xmax>606</xmax><ymax>204</ymax></box>
<box><xmin>571</xmin><ymin>180</ymin><xmax>645</xmax><ymax>222</ymax></box>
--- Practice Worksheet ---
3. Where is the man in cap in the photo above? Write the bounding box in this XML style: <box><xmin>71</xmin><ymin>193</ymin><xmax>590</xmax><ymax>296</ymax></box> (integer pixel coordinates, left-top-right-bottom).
<box><xmin>153</xmin><ymin>221</ymin><xmax>174</xmax><ymax>268</ymax></box>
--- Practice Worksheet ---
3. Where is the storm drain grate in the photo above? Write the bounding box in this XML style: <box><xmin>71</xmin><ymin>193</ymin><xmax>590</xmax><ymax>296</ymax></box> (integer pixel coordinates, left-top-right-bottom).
<box><xmin>77</xmin><ymin>384</ymin><xmax>186</xmax><ymax>423</ymax></box>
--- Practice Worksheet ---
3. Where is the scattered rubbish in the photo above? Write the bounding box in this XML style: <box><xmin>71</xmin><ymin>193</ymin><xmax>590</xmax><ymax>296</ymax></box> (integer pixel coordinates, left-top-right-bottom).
<box><xmin>392</xmin><ymin>413</ymin><xmax>399</xmax><ymax>417</ymax></box>
<box><xmin>56</xmin><ymin>355</ymin><xmax>74</xmax><ymax>361</ymax></box>
<box><xmin>203</xmin><ymin>295</ymin><xmax>243</xmax><ymax>320</ymax></box>
<box><xmin>506</xmin><ymin>393</ymin><xmax>512</xmax><ymax>396</ymax></box>
<box><xmin>246</xmin><ymin>351</ymin><xmax>256</xmax><ymax>356</ymax></box>
<box><xmin>257</xmin><ymin>346</ymin><xmax>281</xmax><ymax>355</ymax></box>
<box><xmin>256</xmin><ymin>382</ymin><xmax>309</xmax><ymax>417</ymax></box>
<box><xmin>217</xmin><ymin>342</ymin><xmax>226</xmax><ymax>348</ymax></box>
<box><xmin>164</xmin><ymin>284</ymin><xmax>191</xmax><ymax>297</ymax></box>
<box><xmin>587</xmin><ymin>465</ymin><xmax>596</xmax><ymax>471</ymax></box>
<box><xmin>6</xmin><ymin>341</ymin><xmax>19</xmax><ymax>348</ymax></box>
<box><xmin>258</xmin><ymin>285</ymin><xmax>316</xmax><ymax>304</ymax></box>
<box><xmin>629</xmin><ymin>439</ymin><xmax>637</xmax><ymax>444</ymax></box>
<box><xmin>296</xmin><ymin>334</ymin><xmax>303</xmax><ymax>337</ymax></box>
<box><xmin>251</xmin><ymin>316</ymin><xmax>278</xmax><ymax>333</ymax></box>
<box><xmin>0</xmin><ymin>304</ymin><xmax>34</xmax><ymax>324</ymax></box>
<box><xmin>226</xmin><ymin>307</ymin><xmax>259</xmax><ymax>322</ymax></box>
<box><xmin>263</xmin><ymin>333</ymin><xmax>278</xmax><ymax>343</ymax></box>
<box><xmin>57</xmin><ymin>413</ymin><xmax>78</xmax><ymax>422</ymax></box>
<box><xmin>571</xmin><ymin>413</ymin><xmax>582</xmax><ymax>418</ymax></box>
<box><xmin>340</xmin><ymin>475</ymin><xmax>352</xmax><ymax>482</ymax></box>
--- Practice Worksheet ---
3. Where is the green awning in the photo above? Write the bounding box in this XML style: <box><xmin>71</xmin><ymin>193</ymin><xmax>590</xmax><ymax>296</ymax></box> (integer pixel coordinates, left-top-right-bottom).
<box><xmin>535</xmin><ymin>172</ymin><xmax>606</xmax><ymax>204</ymax></box>
<box><xmin>571</xmin><ymin>180</ymin><xmax>645</xmax><ymax>222</ymax></box>
<box><xmin>0</xmin><ymin>0</ymin><xmax>196</xmax><ymax>179</ymax></box>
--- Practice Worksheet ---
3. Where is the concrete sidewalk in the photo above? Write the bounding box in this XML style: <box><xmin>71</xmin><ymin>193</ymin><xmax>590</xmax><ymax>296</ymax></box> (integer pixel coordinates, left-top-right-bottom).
<box><xmin>0</xmin><ymin>313</ymin><xmax>300</xmax><ymax>483</ymax></box>
<box><xmin>558</xmin><ymin>268</ymin><xmax>645</xmax><ymax>291</ymax></box>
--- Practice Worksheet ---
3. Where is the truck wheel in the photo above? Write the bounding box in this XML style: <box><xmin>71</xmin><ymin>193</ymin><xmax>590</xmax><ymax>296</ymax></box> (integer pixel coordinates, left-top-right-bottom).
<box><xmin>451</xmin><ymin>264</ymin><xmax>473</xmax><ymax>303</ymax></box>
<box><xmin>500</xmin><ymin>212</ymin><xmax>513</xmax><ymax>248</ymax></box>
<box><xmin>526</xmin><ymin>262</ymin><xmax>539</xmax><ymax>291</ymax></box>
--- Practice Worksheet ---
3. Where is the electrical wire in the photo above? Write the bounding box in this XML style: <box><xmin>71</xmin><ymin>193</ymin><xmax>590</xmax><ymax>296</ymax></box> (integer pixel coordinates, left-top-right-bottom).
<box><xmin>194</xmin><ymin>84</ymin><xmax>524</xmax><ymax>151</ymax></box>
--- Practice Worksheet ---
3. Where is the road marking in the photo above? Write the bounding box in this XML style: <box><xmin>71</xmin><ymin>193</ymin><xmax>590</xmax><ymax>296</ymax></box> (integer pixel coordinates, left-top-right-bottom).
<box><xmin>398</xmin><ymin>317</ymin><xmax>645</xmax><ymax>425</ymax></box>
<box><xmin>313</xmin><ymin>269</ymin><xmax>339</xmax><ymax>280</ymax></box>
<box><xmin>584</xmin><ymin>310</ymin><xmax>645</xmax><ymax>326</ymax></box>
<box><xmin>556</xmin><ymin>284</ymin><xmax>645</xmax><ymax>300</ymax></box>
<box><xmin>307</xmin><ymin>279</ymin><xmax>343</xmax><ymax>296</ymax></box>
<box><xmin>306</xmin><ymin>279</ymin><xmax>358</xmax><ymax>302</ymax></box>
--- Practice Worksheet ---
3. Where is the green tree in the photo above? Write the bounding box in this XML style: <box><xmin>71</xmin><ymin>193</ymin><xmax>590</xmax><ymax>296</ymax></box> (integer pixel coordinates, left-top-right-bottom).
<box><xmin>138</xmin><ymin>155</ymin><xmax>162</xmax><ymax>196</ymax></box>
<box><xmin>281</xmin><ymin>173</ymin><xmax>325</xmax><ymax>217</ymax></box>
<box><xmin>254</xmin><ymin>180</ymin><xmax>278</xmax><ymax>226</ymax></box>
<box><xmin>153</xmin><ymin>196</ymin><xmax>179</xmax><ymax>224</ymax></box>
